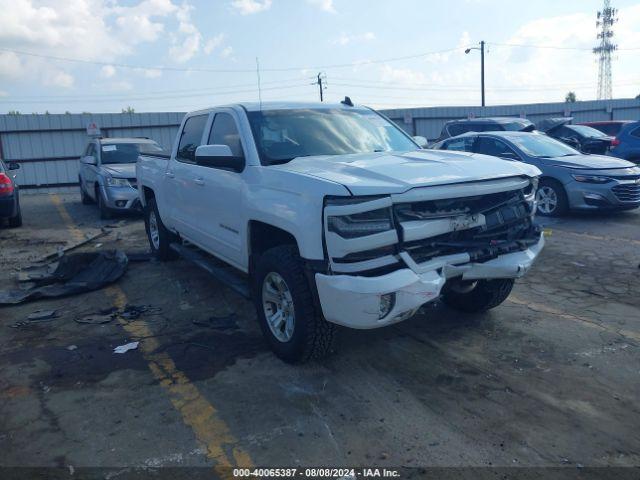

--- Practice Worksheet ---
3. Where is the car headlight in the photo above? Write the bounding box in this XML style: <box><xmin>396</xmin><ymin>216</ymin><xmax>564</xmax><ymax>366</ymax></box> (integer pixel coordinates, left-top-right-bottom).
<box><xmin>571</xmin><ymin>174</ymin><xmax>611</xmax><ymax>184</ymax></box>
<box><xmin>325</xmin><ymin>196</ymin><xmax>393</xmax><ymax>238</ymax></box>
<box><xmin>106</xmin><ymin>177</ymin><xmax>131</xmax><ymax>187</ymax></box>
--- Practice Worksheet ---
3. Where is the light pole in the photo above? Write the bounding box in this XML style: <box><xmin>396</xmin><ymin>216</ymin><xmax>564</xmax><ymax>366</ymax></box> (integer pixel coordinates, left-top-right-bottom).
<box><xmin>465</xmin><ymin>40</ymin><xmax>485</xmax><ymax>107</ymax></box>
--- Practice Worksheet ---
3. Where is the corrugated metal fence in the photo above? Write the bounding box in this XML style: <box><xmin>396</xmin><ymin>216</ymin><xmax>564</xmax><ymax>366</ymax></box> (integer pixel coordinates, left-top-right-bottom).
<box><xmin>1</xmin><ymin>98</ymin><xmax>639</xmax><ymax>192</ymax></box>
<box><xmin>383</xmin><ymin>98</ymin><xmax>640</xmax><ymax>141</ymax></box>
<box><xmin>0</xmin><ymin>112</ymin><xmax>184</xmax><ymax>193</ymax></box>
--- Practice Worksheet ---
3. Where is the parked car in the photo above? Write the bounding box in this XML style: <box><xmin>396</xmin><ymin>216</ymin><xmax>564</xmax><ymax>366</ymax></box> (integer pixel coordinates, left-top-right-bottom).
<box><xmin>607</xmin><ymin>120</ymin><xmax>640</xmax><ymax>164</ymax></box>
<box><xmin>432</xmin><ymin>131</ymin><xmax>640</xmax><ymax>216</ymax></box>
<box><xmin>577</xmin><ymin>120</ymin><xmax>633</xmax><ymax>137</ymax></box>
<box><xmin>0</xmin><ymin>159</ymin><xmax>22</xmax><ymax>228</ymax></box>
<box><xmin>137</xmin><ymin>101</ymin><xmax>544</xmax><ymax>363</ymax></box>
<box><xmin>78</xmin><ymin>137</ymin><xmax>166</xmax><ymax>219</ymax></box>
<box><xmin>538</xmin><ymin>117</ymin><xmax>614</xmax><ymax>155</ymax></box>
<box><xmin>437</xmin><ymin>117</ymin><xmax>535</xmax><ymax>141</ymax></box>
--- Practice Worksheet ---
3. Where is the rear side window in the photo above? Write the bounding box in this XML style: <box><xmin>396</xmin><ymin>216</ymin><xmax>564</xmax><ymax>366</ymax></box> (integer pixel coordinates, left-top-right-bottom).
<box><xmin>208</xmin><ymin>113</ymin><xmax>244</xmax><ymax>158</ymax></box>
<box><xmin>177</xmin><ymin>114</ymin><xmax>209</xmax><ymax>163</ymax></box>
<box><xmin>444</xmin><ymin>136</ymin><xmax>475</xmax><ymax>152</ymax></box>
<box><xmin>474</xmin><ymin>137</ymin><xmax>519</xmax><ymax>158</ymax></box>
<box><xmin>630</xmin><ymin>127</ymin><xmax>640</xmax><ymax>139</ymax></box>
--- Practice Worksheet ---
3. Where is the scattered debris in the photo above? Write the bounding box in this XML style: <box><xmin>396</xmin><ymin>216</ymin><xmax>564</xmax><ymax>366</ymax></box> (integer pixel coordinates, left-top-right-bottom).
<box><xmin>114</xmin><ymin>341</ymin><xmax>139</xmax><ymax>354</ymax></box>
<box><xmin>570</xmin><ymin>261</ymin><xmax>586</xmax><ymax>268</ymax></box>
<box><xmin>192</xmin><ymin>313</ymin><xmax>238</xmax><ymax>330</ymax></box>
<box><xmin>95</xmin><ymin>243</ymin><xmax>103</xmax><ymax>249</ymax></box>
<box><xmin>0</xmin><ymin>250</ymin><xmax>128</xmax><ymax>305</ymax></box>
<box><xmin>120</xmin><ymin>304</ymin><xmax>162</xmax><ymax>320</ymax></box>
<box><xmin>67</xmin><ymin>345</ymin><xmax>78</xmax><ymax>351</ymax></box>
<box><xmin>27</xmin><ymin>309</ymin><xmax>58</xmax><ymax>321</ymax></box>
<box><xmin>39</xmin><ymin>230</ymin><xmax>109</xmax><ymax>262</ymax></box>
<box><xmin>75</xmin><ymin>314</ymin><xmax>114</xmax><ymax>325</ymax></box>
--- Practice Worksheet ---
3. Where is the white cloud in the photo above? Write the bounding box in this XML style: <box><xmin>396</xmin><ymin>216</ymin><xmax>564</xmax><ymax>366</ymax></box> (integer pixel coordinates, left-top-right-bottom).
<box><xmin>44</xmin><ymin>70</ymin><xmax>74</xmax><ymax>88</ymax></box>
<box><xmin>204</xmin><ymin>33</ymin><xmax>225</xmax><ymax>54</ymax></box>
<box><xmin>333</xmin><ymin>32</ymin><xmax>375</xmax><ymax>46</ymax></box>
<box><xmin>138</xmin><ymin>68</ymin><xmax>162</xmax><ymax>78</ymax></box>
<box><xmin>231</xmin><ymin>0</ymin><xmax>271</xmax><ymax>15</ymax></box>
<box><xmin>380</xmin><ymin>64</ymin><xmax>427</xmax><ymax>84</ymax></box>
<box><xmin>100</xmin><ymin>65</ymin><xmax>116</xmax><ymax>78</ymax></box>
<box><xmin>168</xmin><ymin>2</ymin><xmax>202</xmax><ymax>63</ymax></box>
<box><xmin>307</xmin><ymin>0</ymin><xmax>335</xmax><ymax>13</ymax></box>
<box><xmin>221</xmin><ymin>46</ymin><xmax>233</xmax><ymax>58</ymax></box>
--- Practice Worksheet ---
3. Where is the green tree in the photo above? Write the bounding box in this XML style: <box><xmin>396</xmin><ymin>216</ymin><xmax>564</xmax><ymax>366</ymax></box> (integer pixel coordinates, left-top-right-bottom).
<box><xmin>636</xmin><ymin>93</ymin><xmax>640</xmax><ymax>100</ymax></box>
<box><xmin>122</xmin><ymin>106</ymin><xmax>135</xmax><ymax>114</ymax></box>
<box><xmin>7</xmin><ymin>110</ymin><xmax>21</xmax><ymax>115</ymax></box>
<box><xmin>565</xmin><ymin>91</ymin><xmax>577</xmax><ymax>103</ymax></box>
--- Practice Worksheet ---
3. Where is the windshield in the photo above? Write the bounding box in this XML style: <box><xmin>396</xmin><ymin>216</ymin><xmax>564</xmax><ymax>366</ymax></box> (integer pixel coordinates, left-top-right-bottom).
<box><xmin>247</xmin><ymin>108</ymin><xmax>418</xmax><ymax>164</ymax></box>
<box><xmin>567</xmin><ymin>125</ymin><xmax>609</xmax><ymax>138</ymax></box>
<box><xmin>100</xmin><ymin>142</ymin><xmax>164</xmax><ymax>164</ymax></box>
<box><xmin>508</xmin><ymin>134</ymin><xmax>580</xmax><ymax>158</ymax></box>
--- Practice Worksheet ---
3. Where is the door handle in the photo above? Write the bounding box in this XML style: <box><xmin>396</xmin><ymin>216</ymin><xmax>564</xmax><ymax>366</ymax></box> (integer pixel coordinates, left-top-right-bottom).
<box><xmin>165</xmin><ymin>171</ymin><xmax>175</xmax><ymax>178</ymax></box>
<box><xmin>193</xmin><ymin>177</ymin><xmax>205</xmax><ymax>186</ymax></box>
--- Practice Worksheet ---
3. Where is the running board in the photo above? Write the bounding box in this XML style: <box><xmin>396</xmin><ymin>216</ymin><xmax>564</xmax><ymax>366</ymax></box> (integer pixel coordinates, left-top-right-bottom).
<box><xmin>169</xmin><ymin>243</ymin><xmax>251</xmax><ymax>299</ymax></box>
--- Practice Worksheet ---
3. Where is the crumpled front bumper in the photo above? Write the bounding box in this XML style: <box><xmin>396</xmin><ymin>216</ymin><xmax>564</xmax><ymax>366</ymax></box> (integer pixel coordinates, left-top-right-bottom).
<box><xmin>315</xmin><ymin>234</ymin><xmax>544</xmax><ymax>329</ymax></box>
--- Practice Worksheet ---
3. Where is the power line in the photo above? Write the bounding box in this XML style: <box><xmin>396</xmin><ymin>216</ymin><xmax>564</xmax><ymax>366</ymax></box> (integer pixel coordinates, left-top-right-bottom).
<box><xmin>489</xmin><ymin>41</ymin><xmax>640</xmax><ymax>51</ymax></box>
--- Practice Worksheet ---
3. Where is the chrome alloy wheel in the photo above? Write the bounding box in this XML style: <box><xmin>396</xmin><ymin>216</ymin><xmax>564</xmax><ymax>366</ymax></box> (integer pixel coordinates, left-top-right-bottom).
<box><xmin>148</xmin><ymin>210</ymin><xmax>160</xmax><ymax>250</ymax></box>
<box><xmin>262</xmin><ymin>272</ymin><xmax>295</xmax><ymax>342</ymax></box>
<box><xmin>536</xmin><ymin>185</ymin><xmax>558</xmax><ymax>215</ymax></box>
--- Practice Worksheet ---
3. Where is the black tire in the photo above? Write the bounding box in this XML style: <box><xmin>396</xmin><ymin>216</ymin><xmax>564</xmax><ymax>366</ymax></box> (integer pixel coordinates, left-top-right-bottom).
<box><xmin>441</xmin><ymin>278</ymin><xmax>515</xmax><ymax>313</ymax></box>
<box><xmin>8</xmin><ymin>198</ymin><xmax>22</xmax><ymax>228</ymax></box>
<box><xmin>80</xmin><ymin>179</ymin><xmax>93</xmax><ymax>205</ymax></box>
<box><xmin>535</xmin><ymin>178</ymin><xmax>568</xmax><ymax>217</ymax></box>
<box><xmin>96</xmin><ymin>187</ymin><xmax>112</xmax><ymax>220</ymax></box>
<box><xmin>253</xmin><ymin>245</ymin><xmax>336</xmax><ymax>363</ymax></box>
<box><xmin>144</xmin><ymin>197</ymin><xmax>177</xmax><ymax>260</ymax></box>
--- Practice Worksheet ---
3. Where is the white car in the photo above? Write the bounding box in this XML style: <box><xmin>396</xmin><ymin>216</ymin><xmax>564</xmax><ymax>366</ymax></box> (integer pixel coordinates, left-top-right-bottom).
<box><xmin>137</xmin><ymin>101</ymin><xmax>543</xmax><ymax>363</ymax></box>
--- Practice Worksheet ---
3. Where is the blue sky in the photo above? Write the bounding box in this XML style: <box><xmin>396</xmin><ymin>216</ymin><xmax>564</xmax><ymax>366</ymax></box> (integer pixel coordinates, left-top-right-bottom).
<box><xmin>1</xmin><ymin>0</ymin><xmax>639</xmax><ymax>113</ymax></box>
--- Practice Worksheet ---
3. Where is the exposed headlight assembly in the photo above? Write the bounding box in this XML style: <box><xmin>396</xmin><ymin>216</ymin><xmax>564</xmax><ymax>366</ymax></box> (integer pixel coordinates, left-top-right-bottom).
<box><xmin>524</xmin><ymin>177</ymin><xmax>539</xmax><ymax>202</ymax></box>
<box><xmin>571</xmin><ymin>174</ymin><xmax>611</xmax><ymax>184</ymax></box>
<box><xmin>325</xmin><ymin>196</ymin><xmax>394</xmax><ymax>238</ymax></box>
<box><xmin>106</xmin><ymin>177</ymin><xmax>131</xmax><ymax>187</ymax></box>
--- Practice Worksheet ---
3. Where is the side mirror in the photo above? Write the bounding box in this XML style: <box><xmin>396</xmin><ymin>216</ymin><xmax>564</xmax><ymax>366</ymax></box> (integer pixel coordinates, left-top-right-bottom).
<box><xmin>195</xmin><ymin>145</ymin><xmax>244</xmax><ymax>172</ymax></box>
<box><xmin>413</xmin><ymin>136</ymin><xmax>429</xmax><ymax>148</ymax></box>
<box><xmin>81</xmin><ymin>155</ymin><xmax>97</xmax><ymax>165</ymax></box>
<box><xmin>7</xmin><ymin>162</ymin><xmax>20</xmax><ymax>170</ymax></box>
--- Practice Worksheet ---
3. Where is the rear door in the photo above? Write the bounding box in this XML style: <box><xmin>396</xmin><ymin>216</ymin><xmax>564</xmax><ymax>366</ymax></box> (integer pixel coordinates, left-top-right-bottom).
<box><xmin>164</xmin><ymin>113</ymin><xmax>210</xmax><ymax>242</ymax></box>
<box><xmin>192</xmin><ymin>110</ymin><xmax>247</xmax><ymax>269</ymax></box>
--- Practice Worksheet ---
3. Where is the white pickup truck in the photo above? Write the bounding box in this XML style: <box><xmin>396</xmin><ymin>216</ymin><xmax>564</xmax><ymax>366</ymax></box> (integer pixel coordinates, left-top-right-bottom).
<box><xmin>136</xmin><ymin>101</ymin><xmax>544</xmax><ymax>363</ymax></box>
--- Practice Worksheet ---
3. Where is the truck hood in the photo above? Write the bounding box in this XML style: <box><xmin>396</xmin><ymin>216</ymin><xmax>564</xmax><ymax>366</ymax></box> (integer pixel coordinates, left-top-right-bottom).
<box><xmin>543</xmin><ymin>154</ymin><xmax>635</xmax><ymax>170</ymax></box>
<box><xmin>274</xmin><ymin>150</ymin><xmax>540</xmax><ymax>195</ymax></box>
<box><xmin>100</xmin><ymin>163</ymin><xmax>136</xmax><ymax>179</ymax></box>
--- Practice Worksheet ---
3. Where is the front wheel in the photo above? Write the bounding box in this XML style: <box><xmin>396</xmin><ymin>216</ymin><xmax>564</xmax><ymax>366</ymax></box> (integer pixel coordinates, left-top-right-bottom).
<box><xmin>96</xmin><ymin>188</ymin><xmax>112</xmax><ymax>220</ymax></box>
<box><xmin>144</xmin><ymin>198</ymin><xmax>177</xmax><ymax>260</ymax></box>
<box><xmin>80</xmin><ymin>180</ymin><xmax>92</xmax><ymax>205</ymax></box>
<box><xmin>8</xmin><ymin>199</ymin><xmax>22</xmax><ymax>228</ymax></box>
<box><xmin>441</xmin><ymin>278</ymin><xmax>515</xmax><ymax>313</ymax></box>
<box><xmin>535</xmin><ymin>179</ymin><xmax>568</xmax><ymax>217</ymax></box>
<box><xmin>253</xmin><ymin>245</ymin><xmax>336</xmax><ymax>363</ymax></box>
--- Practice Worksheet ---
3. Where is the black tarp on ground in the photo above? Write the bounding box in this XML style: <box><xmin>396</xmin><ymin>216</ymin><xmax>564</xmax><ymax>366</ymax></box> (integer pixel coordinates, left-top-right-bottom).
<box><xmin>0</xmin><ymin>250</ymin><xmax>128</xmax><ymax>305</ymax></box>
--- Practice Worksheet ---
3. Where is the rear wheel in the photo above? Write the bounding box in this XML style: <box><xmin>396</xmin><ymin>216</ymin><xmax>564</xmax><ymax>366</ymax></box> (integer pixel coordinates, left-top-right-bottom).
<box><xmin>535</xmin><ymin>178</ymin><xmax>568</xmax><ymax>217</ymax></box>
<box><xmin>8</xmin><ymin>198</ymin><xmax>22</xmax><ymax>228</ymax></box>
<box><xmin>144</xmin><ymin>197</ymin><xmax>177</xmax><ymax>260</ymax></box>
<box><xmin>253</xmin><ymin>245</ymin><xmax>336</xmax><ymax>363</ymax></box>
<box><xmin>441</xmin><ymin>278</ymin><xmax>515</xmax><ymax>313</ymax></box>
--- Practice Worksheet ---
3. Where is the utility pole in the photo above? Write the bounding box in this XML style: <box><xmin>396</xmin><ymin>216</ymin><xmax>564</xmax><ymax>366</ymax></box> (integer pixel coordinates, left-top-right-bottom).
<box><xmin>594</xmin><ymin>0</ymin><xmax>617</xmax><ymax>99</ymax></box>
<box><xmin>316</xmin><ymin>72</ymin><xmax>326</xmax><ymax>102</ymax></box>
<box><xmin>480</xmin><ymin>40</ymin><xmax>485</xmax><ymax>107</ymax></box>
<box><xmin>465</xmin><ymin>41</ymin><xmax>485</xmax><ymax>107</ymax></box>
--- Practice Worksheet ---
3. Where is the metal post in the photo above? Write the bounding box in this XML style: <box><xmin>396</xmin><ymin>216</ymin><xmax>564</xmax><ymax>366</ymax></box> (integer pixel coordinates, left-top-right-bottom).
<box><xmin>480</xmin><ymin>40</ymin><xmax>485</xmax><ymax>107</ymax></box>
<box><xmin>317</xmin><ymin>73</ymin><xmax>324</xmax><ymax>102</ymax></box>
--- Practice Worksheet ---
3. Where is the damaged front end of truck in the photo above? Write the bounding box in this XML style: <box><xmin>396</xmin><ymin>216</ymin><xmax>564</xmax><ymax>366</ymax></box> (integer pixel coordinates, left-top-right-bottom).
<box><xmin>315</xmin><ymin>175</ymin><xmax>544</xmax><ymax>328</ymax></box>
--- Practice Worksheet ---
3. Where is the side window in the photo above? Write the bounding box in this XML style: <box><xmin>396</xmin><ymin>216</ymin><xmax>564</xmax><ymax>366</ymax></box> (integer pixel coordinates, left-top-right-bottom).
<box><xmin>177</xmin><ymin>114</ymin><xmax>209</xmax><ymax>163</ymax></box>
<box><xmin>630</xmin><ymin>127</ymin><xmax>640</xmax><ymax>139</ymax></box>
<box><xmin>447</xmin><ymin>123</ymin><xmax>465</xmax><ymax>137</ymax></box>
<box><xmin>208</xmin><ymin>113</ymin><xmax>244</xmax><ymax>158</ymax></box>
<box><xmin>85</xmin><ymin>144</ymin><xmax>95</xmax><ymax>157</ymax></box>
<box><xmin>475</xmin><ymin>137</ymin><xmax>519</xmax><ymax>159</ymax></box>
<box><xmin>444</xmin><ymin>136</ymin><xmax>475</xmax><ymax>152</ymax></box>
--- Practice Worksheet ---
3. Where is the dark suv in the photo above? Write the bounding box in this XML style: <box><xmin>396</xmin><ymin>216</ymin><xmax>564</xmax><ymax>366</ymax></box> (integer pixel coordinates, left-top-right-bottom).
<box><xmin>438</xmin><ymin>117</ymin><xmax>535</xmax><ymax>141</ymax></box>
<box><xmin>0</xmin><ymin>159</ymin><xmax>22</xmax><ymax>228</ymax></box>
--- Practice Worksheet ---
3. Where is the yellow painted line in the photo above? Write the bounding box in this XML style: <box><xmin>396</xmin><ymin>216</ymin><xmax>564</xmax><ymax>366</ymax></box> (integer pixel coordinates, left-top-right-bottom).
<box><xmin>509</xmin><ymin>295</ymin><xmax>640</xmax><ymax>343</ymax></box>
<box><xmin>51</xmin><ymin>194</ymin><xmax>253</xmax><ymax>475</ymax></box>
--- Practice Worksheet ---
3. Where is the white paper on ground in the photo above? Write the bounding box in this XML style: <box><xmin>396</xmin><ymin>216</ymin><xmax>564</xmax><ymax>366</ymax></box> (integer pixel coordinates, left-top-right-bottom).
<box><xmin>113</xmin><ymin>341</ymin><xmax>139</xmax><ymax>354</ymax></box>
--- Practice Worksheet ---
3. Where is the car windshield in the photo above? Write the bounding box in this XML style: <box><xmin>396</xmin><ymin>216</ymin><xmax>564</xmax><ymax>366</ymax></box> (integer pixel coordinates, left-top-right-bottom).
<box><xmin>247</xmin><ymin>108</ymin><xmax>418</xmax><ymax>164</ymax></box>
<box><xmin>567</xmin><ymin>125</ymin><xmax>609</xmax><ymax>138</ymax></box>
<box><xmin>508</xmin><ymin>134</ymin><xmax>580</xmax><ymax>158</ymax></box>
<box><xmin>101</xmin><ymin>142</ymin><xmax>164</xmax><ymax>164</ymax></box>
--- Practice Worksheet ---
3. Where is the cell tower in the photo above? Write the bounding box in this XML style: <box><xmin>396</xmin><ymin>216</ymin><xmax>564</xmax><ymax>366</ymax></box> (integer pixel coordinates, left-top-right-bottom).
<box><xmin>593</xmin><ymin>0</ymin><xmax>617</xmax><ymax>100</ymax></box>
